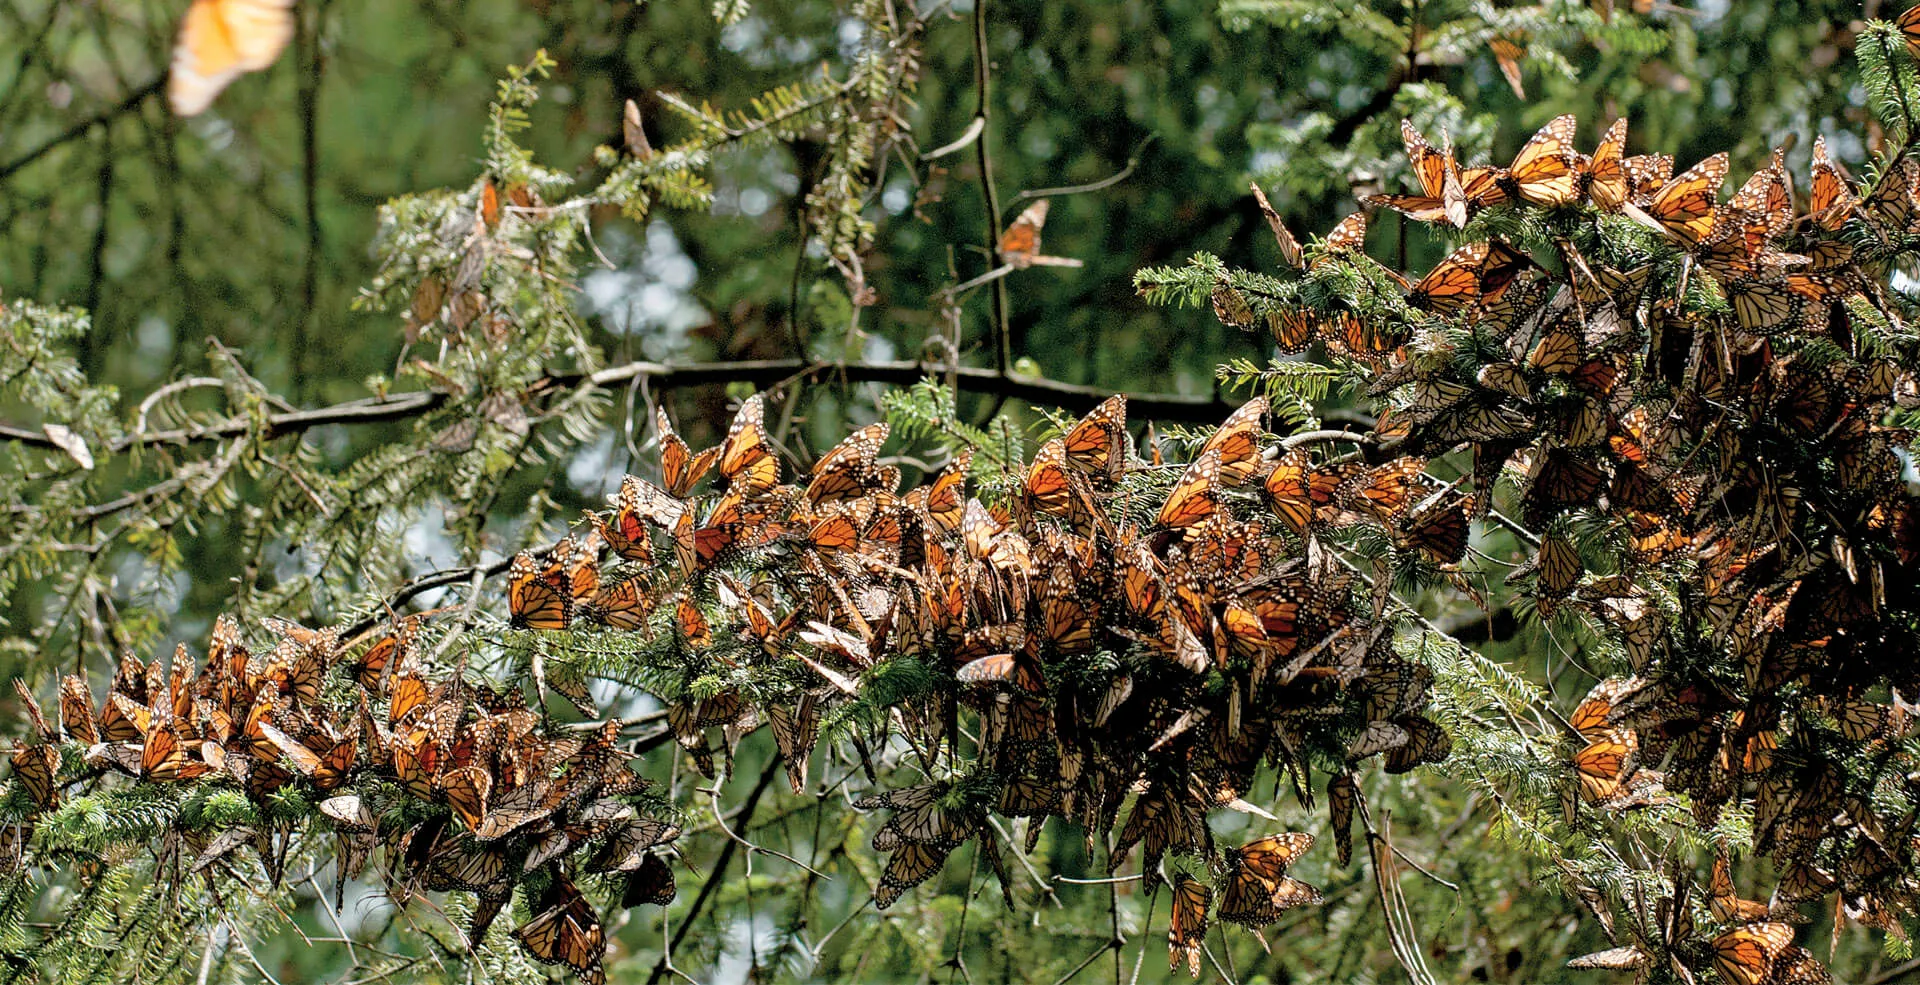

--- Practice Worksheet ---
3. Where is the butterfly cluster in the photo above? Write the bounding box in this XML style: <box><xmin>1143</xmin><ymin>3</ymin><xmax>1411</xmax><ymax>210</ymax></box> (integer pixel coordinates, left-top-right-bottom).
<box><xmin>1210</xmin><ymin>106</ymin><xmax>1920</xmax><ymax>983</ymax></box>
<box><xmin>6</xmin><ymin>612</ymin><xmax>678</xmax><ymax>984</ymax></box>
<box><xmin>504</xmin><ymin>390</ymin><xmax>1466</xmax><ymax>972</ymax></box>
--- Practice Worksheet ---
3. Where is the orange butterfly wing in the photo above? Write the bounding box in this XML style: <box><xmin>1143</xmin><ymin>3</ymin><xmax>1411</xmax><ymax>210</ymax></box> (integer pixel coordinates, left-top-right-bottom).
<box><xmin>168</xmin><ymin>0</ymin><xmax>296</xmax><ymax>116</ymax></box>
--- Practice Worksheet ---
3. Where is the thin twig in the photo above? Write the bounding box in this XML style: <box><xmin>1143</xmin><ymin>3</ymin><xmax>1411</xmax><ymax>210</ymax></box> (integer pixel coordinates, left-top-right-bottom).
<box><xmin>968</xmin><ymin>0</ymin><xmax>1012</xmax><ymax>378</ymax></box>
<box><xmin>1016</xmin><ymin>134</ymin><xmax>1157</xmax><ymax>201</ymax></box>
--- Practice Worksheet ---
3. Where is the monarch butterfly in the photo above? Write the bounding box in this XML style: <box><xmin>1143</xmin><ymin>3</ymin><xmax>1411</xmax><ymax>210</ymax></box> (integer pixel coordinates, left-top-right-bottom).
<box><xmin>514</xmin><ymin>878</ymin><xmax>608</xmax><ymax>985</ymax></box>
<box><xmin>1494</xmin><ymin>114</ymin><xmax>1581</xmax><ymax>207</ymax></box>
<box><xmin>1384</xmin><ymin>716</ymin><xmax>1452</xmax><ymax>773</ymax></box>
<box><xmin>619</xmin><ymin>851</ymin><xmax>679</xmax><ymax>908</ymax></box>
<box><xmin>433</xmin><ymin>765</ymin><xmax>492</xmax><ymax>830</ymax></box>
<box><xmin>1218</xmin><ymin>861</ymin><xmax>1317</xmax><ymax>927</ymax></box>
<box><xmin>1168</xmin><ymin>874</ymin><xmax>1211</xmax><ymax>978</ymax></box>
<box><xmin>1406</xmin><ymin>241</ymin><xmax>1489</xmax><ymax>314</ymax></box>
<box><xmin>1572</xmin><ymin>730</ymin><xmax>1635</xmax><ymax>803</ymax></box>
<box><xmin>1118</xmin><ymin>539</ymin><xmax>1165</xmax><ymax>618</ymax></box>
<box><xmin>1158</xmin><ymin>448</ymin><xmax>1223</xmax><ymax>529</ymax></box>
<box><xmin>1564</xmin><ymin>946</ymin><xmax>1649</xmax><ymax>971</ymax></box>
<box><xmin>805</xmin><ymin>422</ymin><xmax>888</xmax><ymax>505</ymax></box>
<box><xmin>1582</xmin><ymin>118</ymin><xmax>1629</xmax><ymax>210</ymax></box>
<box><xmin>1709</xmin><ymin>922</ymin><xmax>1795</xmax><ymax>985</ymax></box>
<box><xmin>1398</xmin><ymin>497</ymin><xmax>1469</xmax><ymax>564</ymax></box>
<box><xmin>1199</xmin><ymin>397</ymin><xmax>1266</xmax><ymax>487</ymax></box>
<box><xmin>1266</xmin><ymin>308</ymin><xmax>1320</xmax><ymax>354</ymax></box>
<box><xmin>718</xmin><ymin>394</ymin><xmax>781</xmax><ymax>496</ymax></box>
<box><xmin>58</xmin><ymin>674</ymin><xmax>98</xmax><ymax>746</ymax></box>
<box><xmin>1233</xmin><ymin>832</ymin><xmax>1314</xmax><ymax>885</ymax></box>
<box><xmin>1530</xmin><ymin>531</ymin><xmax>1584</xmax><ymax>598</ymax></box>
<box><xmin>260</xmin><ymin>721</ymin><xmax>355</xmax><ymax>792</ymax></box>
<box><xmin>1489</xmin><ymin>35</ymin><xmax>1528</xmax><ymax>98</ymax></box>
<box><xmin>1365</xmin><ymin>120</ymin><xmax>1469</xmax><ymax>228</ymax></box>
<box><xmin>1041</xmin><ymin>572</ymin><xmax>1095</xmax><ymax>655</ymax></box>
<box><xmin>1902</xmin><ymin>4</ymin><xmax>1920</xmax><ymax>61</ymax></box>
<box><xmin>167</xmin><ymin>0</ymin><xmax>296</xmax><ymax>116</ymax></box>
<box><xmin>675</xmin><ymin>596</ymin><xmax>713</xmax><ymax>649</ymax></box>
<box><xmin>1768</xmin><ymin>947</ymin><xmax>1833</xmax><ymax>985</ymax></box>
<box><xmin>1062</xmin><ymin>394</ymin><xmax>1128</xmax><ymax>482</ymax></box>
<box><xmin>1568</xmin><ymin>677</ymin><xmax>1646</xmax><ymax>740</ymax></box>
<box><xmin>584</xmin><ymin>576</ymin><xmax>654</xmax><ymax>632</ymax></box>
<box><xmin>654</xmin><ymin>407</ymin><xmax>719</xmax><ymax>497</ymax></box>
<box><xmin>1522</xmin><ymin>450</ymin><xmax>1607</xmax><ymax>525</ymax></box>
<box><xmin>1339</xmin><ymin>457</ymin><xmax>1427</xmax><ymax>523</ymax></box>
<box><xmin>1724</xmin><ymin>276</ymin><xmax>1808</xmax><ymax>336</ymax></box>
<box><xmin>874</xmin><ymin>841</ymin><xmax>954</xmax><ymax>909</ymax></box>
<box><xmin>695</xmin><ymin>489</ymin><xmax>781</xmax><ymax>566</ymax></box>
<box><xmin>1709</xmin><ymin>853</ymin><xmax>1772</xmax><ymax>923</ymax></box>
<box><xmin>1347</xmin><ymin>719</ymin><xmax>1410</xmax><ymax>760</ymax></box>
<box><xmin>1250</xmin><ymin>182</ymin><xmax>1307</xmax><ymax>269</ymax></box>
<box><xmin>508</xmin><ymin>552</ymin><xmax>572</xmax><ymax>631</ymax></box>
<box><xmin>956</xmin><ymin>651</ymin><xmax>1047</xmax><ymax>695</ymax></box>
<box><xmin>999</xmin><ymin>199</ymin><xmax>1083</xmax><ymax>268</ymax></box>
<box><xmin>767</xmin><ymin>695</ymin><xmax>820</xmax><ymax>794</ymax></box>
<box><xmin>1320</xmin><ymin>211</ymin><xmax>1369</xmax><ymax>256</ymax></box>
<box><xmin>1331</xmin><ymin>310</ymin><xmax>1408</xmax><ymax>359</ymax></box>
<box><xmin>1807</xmin><ymin>136</ymin><xmax>1855</xmax><ymax>230</ymax></box>
<box><xmin>1526</xmin><ymin>324</ymin><xmax>1582</xmax><ymax>375</ymax></box>
<box><xmin>1328</xmin><ymin>773</ymin><xmax>1358</xmax><ymax>866</ymax></box>
<box><xmin>1022</xmin><ymin>439</ymin><xmax>1081</xmax><ymax>520</ymax></box>
<box><xmin>1631</xmin><ymin>152</ymin><xmax>1729</xmax><ymax>246</ymax></box>
<box><xmin>9</xmin><ymin>745</ymin><xmax>59</xmax><ymax>810</ymax></box>
<box><xmin>597</xmin><ymin>475</ymin><xmax>683</xmax><ymax>561</ymax></box>
<box><xmin>142</xmin><ymin>727</ymin><xmax>215</xmax><ymax>783</ymax></box>
<box><xmin>922</xmin><ymin>448</ymin><xmax>971</xmax><ymax>534</ymax></box>
<box><xmin>803</xmin><ymin>514</ymin><xmax>861</xmax><ymax>556</ymax></box>
<box><xmin>1623</xmin><ymin>153</ymin><xmax>1673</xmax><ymax>206</ymax></box>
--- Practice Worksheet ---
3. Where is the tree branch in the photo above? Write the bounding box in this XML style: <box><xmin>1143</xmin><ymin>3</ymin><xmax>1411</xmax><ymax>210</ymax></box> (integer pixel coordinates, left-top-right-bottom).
<box><xmin>3</xmin><ymin>358</ymin><xmax>1240</xmax><ymax>458</ymax></box>
<box><xmin>0</xmin><ymin>75</ymin><xmax>164</xmax><ymax>184</ymax></box>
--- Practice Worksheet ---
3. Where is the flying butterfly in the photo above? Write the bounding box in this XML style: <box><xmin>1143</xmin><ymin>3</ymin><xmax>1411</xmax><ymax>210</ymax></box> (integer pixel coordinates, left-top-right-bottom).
<box><xmin>997</xmin><ymin>198</ymin><xmax>1084</xmax><ymax>269</ymax></box>
<box><xmin>167</xmin><ymin>0</ymin><xmax>295</xmax><ymax>116</ymax></box>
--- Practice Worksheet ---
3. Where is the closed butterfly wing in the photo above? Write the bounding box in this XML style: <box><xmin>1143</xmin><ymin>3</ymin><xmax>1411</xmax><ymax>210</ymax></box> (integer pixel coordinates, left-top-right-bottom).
<box><xmin>1062</xmin><ymin>395</ymin><xmax>1128</xmax><ymax>482</ymax></box>
<box><xmin>1167</xmin><ymin>875</ymin><xmax>1211</xmax><ymax>979</ymax></box>
<box><xmin>1807</xmin><ymin>136</ymin><xmax>1855</xmax><ymax>229</ymax></box>
<box><xmin>1584</xmin><ymin>117</ymin><xmax>1630</xmax><ymax>210</ymax></box>
<box><xmin>1199</xmin><ymin>397</ymin><xmax>1266</xmax><ymax>487</ymax></box>
<box><xmin>1265</xmin><ymin>450</ymin><xmax>1313</xmax><ymax>535</ymax></box>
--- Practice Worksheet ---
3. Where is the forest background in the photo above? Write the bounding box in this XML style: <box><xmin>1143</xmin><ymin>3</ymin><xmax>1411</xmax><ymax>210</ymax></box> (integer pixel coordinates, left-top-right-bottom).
<box><xmin>0</xmin><ymin>0</ymin><xmax>1909</xmax><ymax>982</ymax></box>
